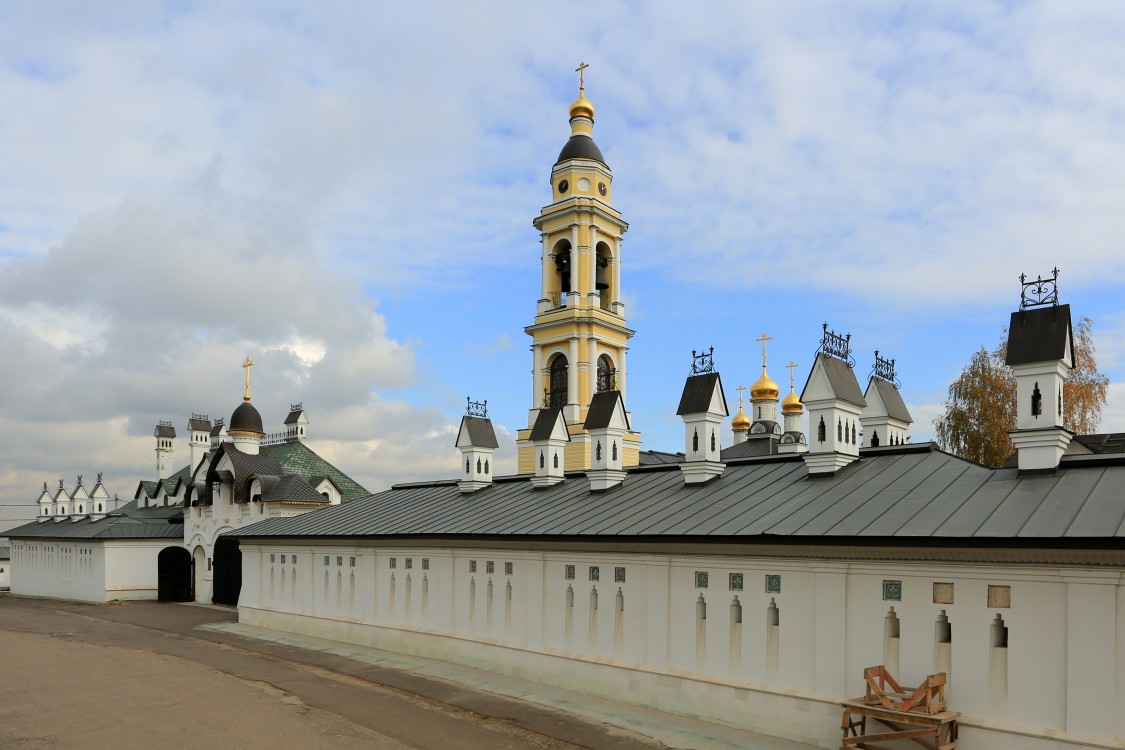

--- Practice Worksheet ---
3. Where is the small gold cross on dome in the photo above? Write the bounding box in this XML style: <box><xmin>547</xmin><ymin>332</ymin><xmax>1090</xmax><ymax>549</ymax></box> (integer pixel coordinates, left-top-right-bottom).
<box><xmin>575</xmin><ymin>61</ymin><xmax>589</xmax><ymax>93</ymax></box>
<box><xmin>754</xmin><ymin>332</ymin><xmax>773</xmax><ymax>368</ymax></box>
<box><xmin>736</xmin><ymin>384</ymin><xmax>747</xmax><ymax>409</ymax></box>
<box><xmin>786</xmin><ymin>361</ymin><xmax>799</xmax><ymax>389</ymax></box>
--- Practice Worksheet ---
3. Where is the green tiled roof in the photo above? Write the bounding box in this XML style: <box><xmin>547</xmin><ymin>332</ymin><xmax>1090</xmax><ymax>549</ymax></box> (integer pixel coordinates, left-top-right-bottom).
<box><xmin>265</xmin><ymin>441</ymin><xmax>369</xmax><ymax>502</ymax></box>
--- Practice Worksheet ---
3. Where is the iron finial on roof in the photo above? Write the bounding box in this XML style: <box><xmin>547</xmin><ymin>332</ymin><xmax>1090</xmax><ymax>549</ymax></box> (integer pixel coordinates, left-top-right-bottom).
<box><xmin>466</xmin><ymin>397</ymin><xmax>488</xmax><ymax>419</ymax></box>
<box><xmin>871</xmin><ymin>350</ymin><xmax>901</xmax><ymax>388</ymax></box>
<box><xmin>1020</xmin><ymin>267</ymin><xmax>1060</xmax><ymax>309</ymax></box>
<box><xmin>290</xmin><ymin>402</ymin><xmax>303</xmax><ymax>412</ymax></box>
<box><xmin>691</xmin><ymin>347</ymin><xmax>716</xmax><ymax>375</ymax></box>
<box><xmin>817</xmin><ymin>323</ymin><xmax>854</xmax><ymax>367</ymax></box>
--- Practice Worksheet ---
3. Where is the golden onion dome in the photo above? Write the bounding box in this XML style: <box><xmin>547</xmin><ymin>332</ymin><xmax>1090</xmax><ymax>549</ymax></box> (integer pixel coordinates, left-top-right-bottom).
<box><xmin>782</xmin><ymin>388</ymin><xmax>803</xmax><ymax>414</ymax></box>
<box><xmin>750</xmin><ymin>368</ymin><xmax>779</xmax><ymax>400</ymax></box>
<box><xmin>569</xmin><ymin>93</ymin><xmax>595</xmax><ymax>120</ymax></box>
<box><xmin>732</xmin><ymin>409</ymin><xmax>751</xmax><ymax>431</ymax></box>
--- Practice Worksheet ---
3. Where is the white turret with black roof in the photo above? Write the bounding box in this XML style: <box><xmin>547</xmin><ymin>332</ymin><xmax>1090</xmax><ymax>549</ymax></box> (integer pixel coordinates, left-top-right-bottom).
<box><xmin>70</xmin><ymin>475</ymin><xmax>90</xmax><ymax>519</ymax></box>
<box><xmin>36</xmin><ymin>481</ymin><xmax>52</xmax><ymax>520</ymax></box>
<box><xmin>861</xmin><ymin>352</ymin><xmax>912</xmax><ymax>448</ymax></box>
<box><xmin>583</xmin><ymin>389</ymin><xmax>630</xmax><ymax>491</ymax></box>
<box><xmin>283</xmin><ymin>403</ymin><xmax>309</xmax><ymax>442</ymax></box>
<box><xmin>187</xmin><ymin>414</ymin><xmax>212</xmax><ymax>474</ymax></box>
<box><xmin>801</xmin><ymin>325</ymin><xmax>866</xmax><ymax>476</ymax></box>
<box><xmin>455</xmin><ymin>398</ymin><xmax>499</xmax><ymax>493</ymax></box>
<box><xmin>1006</xmin><ymin>269</ymin><xmax>1075</xmax><ymax>471</ymax></box>
<box><xmin>154</xmin><ymin>420</ymin><xmax>176</xmax><ymax>479</ymax></box>
<box><xmin>530</xmin><ymin>406</ymin><xmax>570</xmax><ymax>487</ymax></box>
<box><xmin>677</xmin><ymin>348</ymin><xmax>728</xmax><ymax>485</ymax></box>
<box><xmin>52</xmin><ymin>479</ymin><xmax>70</xmax><ymax>518</ymax></box>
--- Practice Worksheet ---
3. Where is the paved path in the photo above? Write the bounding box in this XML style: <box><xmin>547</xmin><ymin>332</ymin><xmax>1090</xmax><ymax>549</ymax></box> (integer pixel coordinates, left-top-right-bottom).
<box><xmin>0</xmin><ymin>595</ymin><xmax>820</xmax><ymax>750</ymax></box>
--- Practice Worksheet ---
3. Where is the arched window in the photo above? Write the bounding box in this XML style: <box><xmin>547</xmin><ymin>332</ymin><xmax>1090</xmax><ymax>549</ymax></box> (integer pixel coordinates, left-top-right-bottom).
<box><xmin>553</xmin><ymin>240</ymin><xmax>572</xmax><ymax>297</ymax></box>
<box><xmin>596</xmin><ymin>355</ymin><xmax>616</xmax><ymax>392</ymax></box>
<box><xmin>547</xmin><ymin>355</ymin><xmax>568</xmax><ymax>408</ymax></box>
<box><xmin>595</xmin><ymin>241</ymin><xmax>612</xmax><ymax>309</ymax></box>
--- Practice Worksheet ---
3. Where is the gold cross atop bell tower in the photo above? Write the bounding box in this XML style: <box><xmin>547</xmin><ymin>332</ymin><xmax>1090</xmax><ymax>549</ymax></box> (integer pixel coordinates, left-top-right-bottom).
<box><xmin>517</xmin><ymin>68</ymin><xmax>641</xmax><ymax>473</ymax></box>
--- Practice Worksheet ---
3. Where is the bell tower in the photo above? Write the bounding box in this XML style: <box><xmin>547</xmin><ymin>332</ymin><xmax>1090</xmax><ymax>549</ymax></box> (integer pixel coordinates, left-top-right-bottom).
<box><xmin>517</xmin><ymin>65</ymin><xmax>642</xmax><ymax>473</ymax></box>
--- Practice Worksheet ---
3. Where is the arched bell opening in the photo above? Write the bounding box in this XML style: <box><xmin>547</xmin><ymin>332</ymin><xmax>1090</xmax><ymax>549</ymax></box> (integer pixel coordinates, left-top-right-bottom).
<box><xmin>545</xmin><ymin>354</ymin><xmax>568</xmax><ymax>409</ymax></box>
<box><xmin>552</xmin><ymin>239</ymin><xmax>572</xmax><ymax>301</ymax></box>
<box><xmin>595</xmin><ymin>241</ymin><xmax>613</xmax><ymax>309</ymax></box>
<box><xmin>597</xmin><ymin>354</ymin><xmax>617</xmax><ymax>393</ymax></box>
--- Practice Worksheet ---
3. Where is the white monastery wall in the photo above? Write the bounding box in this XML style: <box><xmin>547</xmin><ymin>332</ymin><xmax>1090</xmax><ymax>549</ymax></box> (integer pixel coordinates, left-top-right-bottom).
<box><xmin>9</xmin><ymin>539</ymin><xmax>168</xmax><ymax>602</ymax></box>
<box><xmin>238</xmin><ymin>542</ymin><xmax>1125</xmax><ymax>749</ymax></box>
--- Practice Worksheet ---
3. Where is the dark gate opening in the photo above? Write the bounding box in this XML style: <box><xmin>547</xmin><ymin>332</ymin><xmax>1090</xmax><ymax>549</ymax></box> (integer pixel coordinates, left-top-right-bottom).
<box><xmin>211</xmin><ymin>535</ymin><xmax>242</xmax><ymax>606</ymax></box>
<box><xmin>157</xmin><ymin>546</ymin><xmax>193</xmax><ymax>602</ymax></box>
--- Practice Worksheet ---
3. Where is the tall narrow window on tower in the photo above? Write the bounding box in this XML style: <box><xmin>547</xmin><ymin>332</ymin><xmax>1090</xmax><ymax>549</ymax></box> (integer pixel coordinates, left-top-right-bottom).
<box><xmin>595</xmin><ymin>242</ymin><xmax>612</xmax><ymax>309</ymax></box>
<box><xmin>597</xmin><ymin>355</ymin><xmax>616</xmax><ymax>392</ymax></box>
<box><xmin>554</xmin><ymin>239</ymin><xmax>572</xmax><ymax>298</ymax></box>
<box><xmin>547</xmin><ymin>355</ymin><xmax>569</xmax><ymax>408</ymax></box>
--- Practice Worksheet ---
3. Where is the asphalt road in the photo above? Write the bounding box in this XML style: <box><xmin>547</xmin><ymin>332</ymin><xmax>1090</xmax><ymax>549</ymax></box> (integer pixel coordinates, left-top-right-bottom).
<box><xmin>0</xmin><ymin>595</ymin><xmax>665</xmax><ymax>750</ymax></box>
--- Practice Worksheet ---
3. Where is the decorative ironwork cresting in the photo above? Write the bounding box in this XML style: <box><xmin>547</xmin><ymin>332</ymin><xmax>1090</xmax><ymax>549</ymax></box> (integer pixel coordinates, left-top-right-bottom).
<box><xmin>871</xmin><ymin>350</ymin><xmax>901</xmax><ymax>388</ymax></box>
<box><xmin>691</xmin><ymin>347</ymin><xmax>716</xmax><ymax>375</ymax></box>
<box><xmin>289</xmin><ymin>402</ymin><xmax>303</xmax><ymax>412</ymax></box>
<box><xmin>466</xmin><ymin>397</ymin><xmax>488</xmax><ymax>419</ymax></box>
<box><xmin>818</xmin><ymin>324</ymin><xmax>854</xmax><ymax>367</ymax></box>
<box><xmin>1020</xmin><ymin>268</ymin><xmax>1059</xmax><ymax>309</ymax></box>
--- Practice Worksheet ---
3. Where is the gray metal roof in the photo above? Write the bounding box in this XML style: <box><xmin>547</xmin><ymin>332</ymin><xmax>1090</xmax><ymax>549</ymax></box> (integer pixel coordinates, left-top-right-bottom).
<box><xmin>233</xmin><ymin>443</ymin><xmax>1125</xmax><ymax>543</ymax></box>
<box><xmin>721</xmin><ymin>435</ymin><xmax>779</xmax><ymax>460</ymax></box>
<box><xmin>188</xmin><ymin>417</ymin><xmax>212</xmax><ymax>432</ymax></box>
<box><xmin>6</xmin><ymin>514</ymin><xmax>183</xmax><ymax>540</ymax></box>
<box><xmin>869</xmin><ymin>378</ymin><xmax>912</xmax><ymax>423</ymax></box>
<box><xmin>1006</xmin><ymin>304</ymin><xmax>1073</xmax><ymax>366</ymax></box>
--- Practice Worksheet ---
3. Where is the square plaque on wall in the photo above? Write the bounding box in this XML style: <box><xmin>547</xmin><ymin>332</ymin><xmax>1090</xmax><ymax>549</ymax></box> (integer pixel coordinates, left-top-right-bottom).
<box><xmin>765</xmin><ymin>574</ymin><xmax>781</xmax><ymax>594</ymax></box>
<box><xmin>988</xmin><ymin>584</ymin><xmax>1011</xmax><ymax>608</ymax></box>
<box><xmin>882</xmin><ymin>579</ymin><xmax>903</xmax><ymax>601</ymax></box>
<box><xmin>933</xmin><ymin>582</ymin><xmax>954</xmax><ymax>605</ymax></box>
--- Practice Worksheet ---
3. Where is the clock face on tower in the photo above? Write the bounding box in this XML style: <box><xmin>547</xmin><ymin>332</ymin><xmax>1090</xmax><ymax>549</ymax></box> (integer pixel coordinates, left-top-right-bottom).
<box><xmin>558</xmin><ymin>179</ymin><xmax>569</xmax><ymax>194</ymax></box>
<box><xmin>598</xmin><ymin>182</ymin><xmax>607</xmax><ymax>196</ymax></box>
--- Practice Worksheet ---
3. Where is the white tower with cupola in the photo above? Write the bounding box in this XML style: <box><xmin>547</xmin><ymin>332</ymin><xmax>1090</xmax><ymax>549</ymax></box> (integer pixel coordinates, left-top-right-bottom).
<box><xmin>517</xmin><ymin>64</ymin><xmax>641</xmax><ymax>474</ymax></box>
<box><xmin>1005</xmin><ymin>270</ymin><xmax>1074</xmax><ymax>471</ymax></box>
<box><xmin>155</xmin><ymin>421</ymin><xmax>176</xmax><ymax>479</ymax></box>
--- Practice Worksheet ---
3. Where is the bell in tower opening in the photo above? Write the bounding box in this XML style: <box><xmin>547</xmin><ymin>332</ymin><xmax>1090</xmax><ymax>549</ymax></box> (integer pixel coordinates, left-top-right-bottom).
<box><xmin>554</xmin><ymin>240</ymin><xmax>572</xmax><ymax>296</ymax></box>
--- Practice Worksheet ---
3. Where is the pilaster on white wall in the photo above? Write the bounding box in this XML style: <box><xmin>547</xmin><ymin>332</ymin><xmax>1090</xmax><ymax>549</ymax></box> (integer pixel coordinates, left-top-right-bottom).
<box><xmin>1064</xmin><ymin>571</ymin><xmax>1118</xmax><ymax>738</ymax></box>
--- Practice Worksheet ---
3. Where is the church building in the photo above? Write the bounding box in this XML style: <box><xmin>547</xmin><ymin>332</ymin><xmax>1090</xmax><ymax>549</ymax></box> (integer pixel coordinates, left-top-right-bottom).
<box><xmin>230</xmin><ymin>80</ymin><xmax>1125</xmax><ymax>750</ymax></box>
<box><xmin>6</xmin><ymin>357</ymin><xmax>367</xmax><ymax>604</ymax></box>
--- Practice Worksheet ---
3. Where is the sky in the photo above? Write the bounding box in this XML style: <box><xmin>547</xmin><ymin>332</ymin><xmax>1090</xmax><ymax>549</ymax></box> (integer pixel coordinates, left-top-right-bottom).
<box><xmin>2</xmin><ymin>1</ymin><xmax>1125</xmax><ymax>530</ymax></box>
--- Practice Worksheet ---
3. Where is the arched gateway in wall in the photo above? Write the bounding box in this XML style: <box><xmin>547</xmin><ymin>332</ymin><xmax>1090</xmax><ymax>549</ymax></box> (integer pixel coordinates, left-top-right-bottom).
<box><xmin>157</xmin><ymin>546</ymin><xmax>193</xmax><ymax>602</ymax></box>
<box><xmin>211</xmin><ymin>535</ymin><xmax>242</xmax><ymax>606</ymax></box>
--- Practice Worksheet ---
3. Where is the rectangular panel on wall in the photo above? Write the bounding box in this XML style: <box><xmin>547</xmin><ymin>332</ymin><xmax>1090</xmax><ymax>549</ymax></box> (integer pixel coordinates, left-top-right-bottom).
<box><xmin>933</xmin><ymin>582</ymin><xmax>954</xmax><ymax>605</ymax></box>
<box><xmin>988</xmin><ymin>584</ymin><xmax>1011</xmax><ymax>608</ymax></box>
